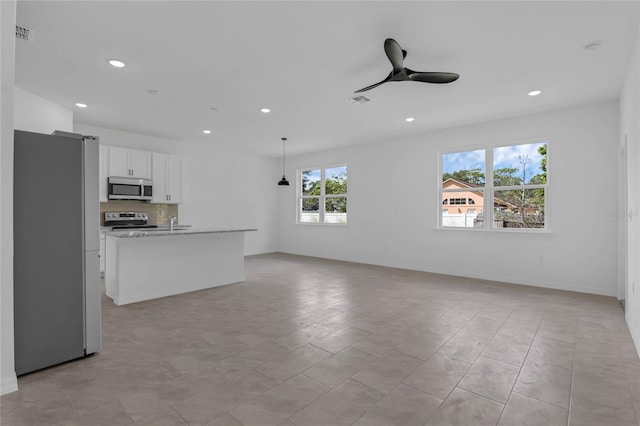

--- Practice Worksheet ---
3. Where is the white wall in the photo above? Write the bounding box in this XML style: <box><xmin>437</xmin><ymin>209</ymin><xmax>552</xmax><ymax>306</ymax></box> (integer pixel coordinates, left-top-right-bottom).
<box><xmin>14</xmin><ymin>86</ymin><xmax>73</xmax><ymax>133</ymax></box>
<box><xmin>279</xmin><ymin>101</ymin><xmax>620</xmax><ymax>297</ymax></box>
<box><xmin>620</xmin><ymin>22</ymin><xmax>640</xmax><ymax>355</ymax></box>
<box><xmin>74</xmin><ymin>123</ymin><xmax>280</xmax><ymax>255</ymax></box>
<box><xmin>1</xmin><ymin>0</ymin><xmax>18</xmax><ymax>396</ymax></box>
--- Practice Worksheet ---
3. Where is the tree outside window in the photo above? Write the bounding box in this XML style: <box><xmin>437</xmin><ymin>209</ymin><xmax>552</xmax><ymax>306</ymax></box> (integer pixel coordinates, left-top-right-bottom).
<box><xmin>440</xmin><ymin>142</ymin><xmax>547</xmax><ymax>229</ymax></box>
<box><xmin>299</xmin><ymin>165</ymin><xmax>347</xmax><ymax>224</ymax></box>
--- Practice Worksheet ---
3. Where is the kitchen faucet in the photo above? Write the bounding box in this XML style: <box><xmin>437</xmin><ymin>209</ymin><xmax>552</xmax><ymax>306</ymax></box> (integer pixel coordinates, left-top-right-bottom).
<box><xmin>170</xmin><ymin>216</ymin><xmax>176</xmax><ymax>231</ymax></box>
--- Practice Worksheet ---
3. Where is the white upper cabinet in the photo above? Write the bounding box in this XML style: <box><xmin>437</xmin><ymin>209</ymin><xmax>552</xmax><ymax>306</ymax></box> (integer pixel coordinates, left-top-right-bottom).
<box><xmin>152</xmin><ymin>154</ymin><xmax>168</xmax><ymax>203</ymax></box>
<box><xmin>129</xmin><ymin>149</ymin><xmax>152</xmax><ymax>179</ymax></box>
<box><xmin>99</xmin><ymin>145</ymin><xmax>109</xmax><ymax>202</ymax></box>
<box><xmin>108</xmin><ymin>146</ymin><xmax>151</xmax><ymax>179</ymax></box>
<box><xmin>167</xmin><ymin>155</ymin><xmax>182</xmax><ymax>204</ymax></box>
<box><xmin>152</xmin><ymin>153</ymin><xmax>181</xmax><ymax>204</ymax></box>
<box><xmin>107</xmin><ymin>147</ymin><xmax>129</xmax><ymax>177</ymax></box>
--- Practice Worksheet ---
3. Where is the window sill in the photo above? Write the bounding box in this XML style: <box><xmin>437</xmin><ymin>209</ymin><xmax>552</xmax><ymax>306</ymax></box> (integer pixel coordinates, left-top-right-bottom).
<box><xmin>434</xmin><ymin>226</ymin><xmax>551</xmax><ymax>234</ymax></box>
<box><xmin>296</xmin><ymin>222</ymin><xmax>348</xmax><ymax>227</ymax></box>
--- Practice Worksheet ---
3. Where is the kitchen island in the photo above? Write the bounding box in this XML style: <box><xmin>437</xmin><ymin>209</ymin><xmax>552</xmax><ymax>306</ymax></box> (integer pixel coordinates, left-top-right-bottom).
<box><xmin>104</xmin><ymin>227</ymin><xmax>256</xmax><ymax>305</ymax></box>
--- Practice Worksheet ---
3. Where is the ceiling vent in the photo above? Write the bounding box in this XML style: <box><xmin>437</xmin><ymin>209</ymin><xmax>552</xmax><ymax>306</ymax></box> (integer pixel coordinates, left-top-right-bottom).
<box><xmin>15</xmin><ymin>25</ymin><xmax>32</xmax><ymax>41</ymax></box>
<box><xmin>346</xmin><ymin>95</ymin><xmax>371</xmax><ymax>104</ymax></box>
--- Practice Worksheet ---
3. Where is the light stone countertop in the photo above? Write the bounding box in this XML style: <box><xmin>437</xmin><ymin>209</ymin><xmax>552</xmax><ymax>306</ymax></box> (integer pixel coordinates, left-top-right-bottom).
<box><xmin>104</xmin><ymin>227</ymin><xmax>257</xmax><ymax>238</ymax></box>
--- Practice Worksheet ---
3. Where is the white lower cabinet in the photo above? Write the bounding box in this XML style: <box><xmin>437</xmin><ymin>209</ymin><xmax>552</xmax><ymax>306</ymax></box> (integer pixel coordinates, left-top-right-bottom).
<box><xmin>99</xmin><ymin>234</ymin><xmax>106</xmax><ymax>277</ymax></box>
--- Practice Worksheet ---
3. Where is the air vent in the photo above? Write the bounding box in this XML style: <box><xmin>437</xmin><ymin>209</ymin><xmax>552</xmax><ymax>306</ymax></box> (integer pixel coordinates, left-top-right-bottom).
<box><xmin>15</xmin><ymin>25</ymin><xmax>31</xmax><ymax>41</ymax></box>
<box><xmin>346</xmin><ymin>95</ymin><xmax>371</xmax><ymax>104</ymax></box>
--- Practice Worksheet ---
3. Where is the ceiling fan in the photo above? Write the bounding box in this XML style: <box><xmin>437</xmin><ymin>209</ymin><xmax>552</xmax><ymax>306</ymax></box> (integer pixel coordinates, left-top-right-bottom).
<box><xmin>355</xmin><ymin>38</ymin><xmax>459</xmax><ymax>93</ymax></box>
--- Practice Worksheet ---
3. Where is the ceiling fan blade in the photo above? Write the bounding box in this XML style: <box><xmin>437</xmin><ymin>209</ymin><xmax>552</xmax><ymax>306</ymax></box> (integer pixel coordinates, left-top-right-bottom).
<box><xmin>354</xmin><ymin>72</ymin><xmax>393</xmax><ymax>93</ymax></box>
<box><xmin>384</xmin><ymin>38</ymin><xmax>404</xmax><ymax>73</ymax></box>
<box><xmin>407</xmin><ymin>71</ymin><xmax>460</xmax><ymax>84</ymax></box>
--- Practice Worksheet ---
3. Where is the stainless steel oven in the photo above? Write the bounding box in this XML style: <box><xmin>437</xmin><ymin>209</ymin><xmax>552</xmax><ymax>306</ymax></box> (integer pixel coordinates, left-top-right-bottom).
<box><xmin>108</xmin><ymin>176</ymin><xmax>152</xmax><ymax>201</ymax></box>
<box><xmin>104</xmin><ymin>212</ymin><xmax>158</xmax><ymax>229</ymax></box>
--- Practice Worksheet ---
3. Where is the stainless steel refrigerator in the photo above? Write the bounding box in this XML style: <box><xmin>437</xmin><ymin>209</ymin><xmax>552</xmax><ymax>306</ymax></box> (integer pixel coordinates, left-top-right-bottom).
<box><xmin>14</xmin><ymin>130</ymin><xmax>101</xmax><ymax>376</ymax></box>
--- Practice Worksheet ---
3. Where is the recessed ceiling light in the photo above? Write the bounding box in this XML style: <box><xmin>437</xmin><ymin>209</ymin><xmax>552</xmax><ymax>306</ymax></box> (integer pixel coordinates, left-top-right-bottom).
<box><xmin>405</xmin><ymin>117</ymin><xmax>415</xmax><ymax>122</ymax></box>
<box><xmin>75</xmin><ymin>103</ymin><xmax>88</xmax><ymax>108</ymax></box>
<box><xmin>108</xmin><ymin>59</ymin><xmax>126</xmax><ymax>68</ymax></box>
<box><xmin>202</xmin><ymin>130</ymin><xmax>212</xmax><ymax>134</ymax></box>
<box><xmin>260</xmin><ymin>108</ymin><xmax>271</xmax><ymax>114</ymax></box>
<box><xmin>147</xmin><ymin>89</ymin><xmax>159</xmax><ymax>95</ymax></box>
<box><xmin>528</xmin><ymin>90</ymin><xmax>542</xmax><ymax>97</ymax></box>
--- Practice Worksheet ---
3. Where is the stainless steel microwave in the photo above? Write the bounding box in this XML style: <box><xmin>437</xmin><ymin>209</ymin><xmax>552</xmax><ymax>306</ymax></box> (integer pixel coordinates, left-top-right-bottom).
<box><xmin>108</xmin><ymin>176</ymin><xmax>153</xmax><ymax>201</ymax></box>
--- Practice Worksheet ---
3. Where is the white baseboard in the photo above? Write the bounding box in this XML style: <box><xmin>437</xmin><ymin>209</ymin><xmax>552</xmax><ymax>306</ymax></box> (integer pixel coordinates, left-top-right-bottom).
<box><xmin>1</xmin><ymin>373</ymin><xmax>18</xmax><ymax>395</ymax></box>
<box><xmin>277</xmin><ymin>250</ymin><xmax>617</xmax><ymax>298</ymax></box>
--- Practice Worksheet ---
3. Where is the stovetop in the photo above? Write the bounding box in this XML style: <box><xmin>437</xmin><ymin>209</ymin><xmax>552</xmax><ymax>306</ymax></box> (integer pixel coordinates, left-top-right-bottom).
<box><xmin>104</xmin><ymin>211</ymin><xmax>153</xmax><ymax>230</ymax></box>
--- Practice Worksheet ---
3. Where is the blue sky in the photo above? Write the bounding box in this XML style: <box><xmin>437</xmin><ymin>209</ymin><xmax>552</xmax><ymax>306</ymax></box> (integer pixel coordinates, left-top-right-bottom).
<box><xmin>302</xmin><ymin>166</ymin><xmax>346</xmax><ymax>193</ymax></box>
<box><xmin>302</xmin><ymin>166</ymin><xmax>346</xmax><ymax>184</ymax></box>
<box><xmin>443</xmin><ymin>142</ymin><xmax>546</xmax><ymax>180</ymax></box>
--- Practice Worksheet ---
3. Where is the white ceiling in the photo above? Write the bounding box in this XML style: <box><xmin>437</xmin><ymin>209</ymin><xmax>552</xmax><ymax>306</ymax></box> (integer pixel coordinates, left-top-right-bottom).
<box><xmin>15</xmin><ymin>1</ymin><xmax>639</xmax><ymax>157</ymax></box>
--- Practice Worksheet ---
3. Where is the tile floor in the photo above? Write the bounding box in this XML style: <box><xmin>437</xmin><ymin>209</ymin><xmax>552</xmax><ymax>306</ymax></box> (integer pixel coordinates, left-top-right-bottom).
<box><xmin>1</xmin><ymin>252</ymin><xmax>639</xmax><ymax>425</ymax></box>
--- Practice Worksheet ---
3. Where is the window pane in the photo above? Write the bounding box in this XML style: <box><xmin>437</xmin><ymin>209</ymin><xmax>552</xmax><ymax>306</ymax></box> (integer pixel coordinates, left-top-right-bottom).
<box><xmin>324</xmin><ymin>197</ymin><xmax>347</xmax><ymax>224</ymax></box>
<box><xmin>441</xmin><ymin>191</ymin><xmax>481</xmax><ymax>227</ymax></box>
<box><xmin>492</xmin><ymin>189</ymin><xmax>545</xmax><ymax>229</ymax></box>
<box><xmin>301</xmin><ymin>169</ymin><xmax>321</xmax><ymax>196</ymax></box>
<box><xmin>300</xmin><ymin>197</ymin><xmax>320</xmax><ymax>223</ymax></box>
<box><xmin>325</xmin><ymin>166</ymin><xmax>347</xmax><ymax>195</ymax></box>
<box><xmin>442</xmin><ymin>150</ymin><xmax>485</xmax><ymax>188</ymax></box>
<box><xmin>493</xmin><ymin>142</ymin><xmax>547</xmax><ymax>186</ymax></box>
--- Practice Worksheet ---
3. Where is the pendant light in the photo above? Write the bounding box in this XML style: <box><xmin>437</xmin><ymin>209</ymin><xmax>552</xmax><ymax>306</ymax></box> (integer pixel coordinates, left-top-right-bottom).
<box><xmin>278</xmin><ymin>137</ymin><xmax>290</xmax><ymax>186</ymax></box>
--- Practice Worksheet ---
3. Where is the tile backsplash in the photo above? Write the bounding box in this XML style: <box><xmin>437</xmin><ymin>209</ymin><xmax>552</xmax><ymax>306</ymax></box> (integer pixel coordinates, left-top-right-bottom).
<box><xmin>100</xmin><ymin>200</ymin><xmax>179</xmax><ymax>226</ymax></box>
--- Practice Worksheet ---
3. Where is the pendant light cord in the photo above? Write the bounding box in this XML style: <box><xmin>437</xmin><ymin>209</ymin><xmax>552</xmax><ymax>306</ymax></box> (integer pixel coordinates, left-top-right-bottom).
<box><xmin>278</xmin><ymin>137</ymin><xmax>290</xmax><ymax>185</ymax></box>
<box><xmin>282</xmin><ymin>137</ymin><xmax>287</xmax><ymax>175</ymax></box>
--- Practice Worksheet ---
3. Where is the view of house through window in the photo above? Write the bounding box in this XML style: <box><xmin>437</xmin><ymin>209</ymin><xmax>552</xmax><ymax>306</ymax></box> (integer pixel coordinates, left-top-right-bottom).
<box><xmin>299</xmin><ymin>165</ymin><xmax>347</xmax><ymax>224</ymax></box>
<box><xmin>440</xmin><ymin>142</ymin><xmax>547</xmax><ymax>229</ymax></box>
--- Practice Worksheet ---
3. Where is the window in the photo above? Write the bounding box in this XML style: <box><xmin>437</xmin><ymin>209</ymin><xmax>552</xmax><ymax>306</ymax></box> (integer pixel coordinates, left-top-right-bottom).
<box><xmin>299</xmin><ymin>165</ymin><xmax>347</xmax><ymax>224</ymax></box>
<box><xmin>440</xmin><ymin>141</ymin><xmax>547</xmax><ymax>230</ymax></box>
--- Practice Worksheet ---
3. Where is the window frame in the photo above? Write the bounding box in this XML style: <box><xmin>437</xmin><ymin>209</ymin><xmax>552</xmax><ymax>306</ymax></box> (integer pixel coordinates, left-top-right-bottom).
<box><xmin>438</xmin><ymin>139</ymin><xmax>549</xmax><ymax>232</ymax></box>
<box><xmin>297</xmin><ymin>163</ymin><xmax>348</xmax><ymax>226</ymax></box>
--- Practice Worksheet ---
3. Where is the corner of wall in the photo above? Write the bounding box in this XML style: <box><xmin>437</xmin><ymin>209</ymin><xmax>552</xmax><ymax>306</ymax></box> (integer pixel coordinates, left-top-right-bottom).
<box><xmin>1</xmin><ymin>0</ymin><xmax>19</xmax><ymax>395</ymax></box>
<box><xmin>621</xmin><ymin>13</ymin><xmax>640</xmax><ymax>357</ymax></box>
